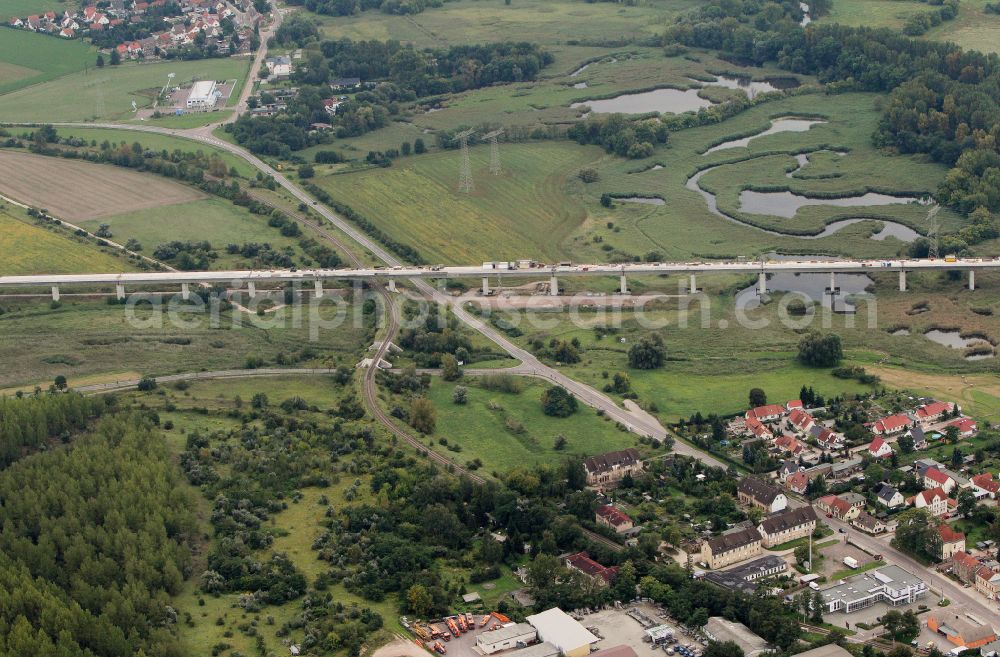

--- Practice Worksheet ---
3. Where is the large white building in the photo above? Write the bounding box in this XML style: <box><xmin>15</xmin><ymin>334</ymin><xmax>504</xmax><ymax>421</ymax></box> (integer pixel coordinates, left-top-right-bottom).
<box><xmin>526</xmin><ymin>608</ymin><xmax>599</xmax><ymax>657</ymax></box>
<box><xmin>476</xmin><ymin>623</ymin><xmax>537</xmax><ymax>654</ymax></box>
<box><xmin>819</xmin><ymin>565</ymin><xmax>927</xmax><ymax>613</ymax></box>
<box><xmin>186</xmin><ymin>80</ymin><xmax>219</xmax><ymax>111</ymax></box>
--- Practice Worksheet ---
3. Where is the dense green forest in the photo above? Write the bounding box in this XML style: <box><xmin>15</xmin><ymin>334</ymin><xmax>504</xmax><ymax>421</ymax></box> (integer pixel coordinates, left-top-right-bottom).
<box><xmin>0</xmin><ymin>410</ymin><xmax>196</xmax><ymax>657</ymax></box>
<box><xmin>0</xmin><ymin>392</ymin><xmax>103</xmax><ymax>468</ymax></box>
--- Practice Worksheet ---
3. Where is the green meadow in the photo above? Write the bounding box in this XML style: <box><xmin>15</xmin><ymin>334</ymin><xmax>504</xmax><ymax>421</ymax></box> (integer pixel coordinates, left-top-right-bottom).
<box><xmin>0</xmin><ymin>28</ymin><xmax>95</xmax><ymax>95</ymax></box>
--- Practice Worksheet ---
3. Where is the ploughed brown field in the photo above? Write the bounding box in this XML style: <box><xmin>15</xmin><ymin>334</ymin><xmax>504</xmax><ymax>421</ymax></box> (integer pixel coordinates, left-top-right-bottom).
<box><xmin>0</xmin><ymin>149</ymin><xmax>204</xmax><ymax>221</ymax></box>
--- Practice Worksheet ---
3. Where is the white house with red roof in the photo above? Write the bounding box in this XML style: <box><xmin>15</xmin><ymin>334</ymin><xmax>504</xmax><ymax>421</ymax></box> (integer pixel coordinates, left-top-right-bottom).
<box><xmin>745</xmin><ymin>416</ymin><xmax>773</xmax><ymax>440</ymax></box>
<box><xmin>786</xmin><ymin>408</ymin><xmax>815</xmax><ymax>434</ymax></box>
<box><xmin>774</xmin><ymin>434</ymin><xmax>804</xmax><ymax>457</ymax></box>
<box><xmin>924</xmin><ymin>467</ymin><xmax>957</xmax><ymax>494</ymax></box>
<box><xmin>868</xmin><ymin>437</ymin><xmax>893</xmax><ymax>459</ymax></box>
<box><xmin>595</xmin><ymin>505</ymin><xmax>633</xmax><ymax>534</ymax></box>
<box><xmin>786</xmin><ymin>400</ymin><xmax>804</xmax><ymax>411</ymax></box>
<box><xmin>937</xmin><ymin>524</ymin><xmax>966</xmax><ymax>559</ymax></box>
<box><xmin>971</xmin><ymin>473</ymin><xmax>1000</xmax><ymax>499</ymax></box>
<box><xmin>786</xmin><ymin>470</ymin><xmax>809</xmax><ymax>495</ymax></box>
<box><xmin>9</xmin><ymin>17</ymin><xmax>23</xmax><ymax>26</ymax></box>
<box><xmin>916</xmin><ymin>401</ymin><xmax>957</xmax><ymax>423</ymax></box>
<box><xmin>59</xmin><ymin>27</ymin><xmax>74</xmax><ymax>37</ymax></box>
<box><xmin>949</xmin><ymin>417</ymin><xmax>978</xmax><ymax>438</ymax></box>
<box><xmin>912</xmin><ymin>487</ymin><xmax>950</xmax><ymax>516</ymax></box>
<box><xmin>814</xmin><ymin>426</ymin><xmax>844</xmax><ymax>450</ymax></box>
<box><xmin>871</xmin><ymin>413</ymin><xmax>914</xmax><ymax>435</ymax></box>
<box><xmin>746</xmin><ymin>404</ymin><xmax>786</xmax><ymax>422</ymax></box>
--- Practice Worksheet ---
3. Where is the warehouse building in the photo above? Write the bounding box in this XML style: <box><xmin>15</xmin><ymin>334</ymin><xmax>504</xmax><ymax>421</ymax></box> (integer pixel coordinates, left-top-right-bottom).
<box><xmin>186</xmin><ymin>80</ymin><xmax>220</xmax><ymax>111</ymax></box>
<box><xmin>477</xmin><ymin>623</ymin><xmax>537</xmax><ymax>654</ymax></box>
<box><xmin>703</xmin><ymin>617</ymin><xmax>769</xmax><ymax>657</ymax></box>
<box><xmin>526</xmin><ymin>608</ymin><xmax>600</xmax><ymax>657</ymax></box>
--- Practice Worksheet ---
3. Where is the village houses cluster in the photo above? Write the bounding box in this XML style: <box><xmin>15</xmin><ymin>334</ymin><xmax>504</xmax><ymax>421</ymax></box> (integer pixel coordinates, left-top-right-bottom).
<box><xmin>6</xmin><ymin>0</ymin><xmax>260</xmax><ymax>59</ymax></box>
<box><xmin>574</xmin><ymin>391</ymin><xmax>1000</xmax><ymax>623</ymax></box>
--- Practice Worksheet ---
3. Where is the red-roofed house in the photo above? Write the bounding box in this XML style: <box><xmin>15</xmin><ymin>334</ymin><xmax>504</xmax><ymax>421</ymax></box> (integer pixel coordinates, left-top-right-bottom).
<box><xmin>937</xmin><ymin>524</ymin><xmax>966</xmax><ymax>558</ymax></box>
<box><xmin>976</xmin><ymin>564</ymin><xmax>1000</xmax><ymax>600</ymax></box>
<box><xmin>816</xmin><ymin>494</ymin><xmax>859</xmax><ymax>521</ymax></box>
<box><xmin>595</xmin><ymin>505</ymin><xmax>633</xmax><ymax>534</ymax></box>
<box><xmin>913</xmin><ymin>487</ymin><xmax>950</xmax><ymax>516</ymax></box>
<box><xmin>786</xmin><ymin>470</ymin><xmax>809</xmax><ymax>495</ymax></box>
<box><xmin>774</xmin><ymin>434</ymin><xmax>804</xmax><ymax>457</ymax></box>
<box><xmin>871</xmin><ymin>413</ymin><xmax>914</xmax><ymax>435</ymax></box>
<box><xmin>786</xmin><ymin>400</ymin><xmax>803</xmax><ymax>410</ymax></box>
<box><xmin>83</xmin><ymin>6</ymin><xmax>98</xmax><ymax>20</ymax></box>
<box><xmin>26</xmin><ymin>15</ymin><xmax>41</xmax><ymax>29</ymax></box>
<box><xmin>916</xmin><ymin>401</ymin><xmax>957</xmax><ymax>423</ymax></box>
<box><xmin>745</xmin><ymin>416</ymin><xmax>773</xmax><ymax>440</ymax></box>
<box><xmin>787</xmin><ymin>408</ymin><xmax>815</xmax><ymax>434</ymax></box>
<box><xmin>971</xmin><ymin>473</ymin><xmax>1000</xmax><ymax>499</ymax></box>
<box><xmin>9</xmin><ymin>17</ymin><xmax>23</xmax><ymax>26</ymax></box>
<box><xmin>59</xmin><ymin>27</ymin><xmax>74</xmax><ymax>37</ymax></box>
<box><xmin>953</xmin><ymin>551</ymin><xmax>981</xmax><ymax>584</ymax></box>
<box><xmin>949</xmin><ymin>418</ymin><xmax>978</xmax><ymax>438</ymax></box>
<box><xmin>924</xmin><ymin>467</ymin><xmax>957</xmax><ymax>494</ymax></box>
<box><xmin>564</xmin><ymin>552</ymin><xmax>618</xmax><ymax>585</ymax></box>
<box><xmin>44</xmin><ymin>11</ymin><xmax>56</xmax><ymax>20</ymax></box>
<box><xmin>746</xmin><ymin>404</ymin><xmax>786</xmax><ymax>422</ymax></box>
<box><xmin>815</xmin><ymin>427</ymin><xmax>844</xmax><ymax>450</ymax></box>
<box><xmin>868</xmin><ymin>437</ymin><xmax>893</xmax><ymax>459</ymax></box>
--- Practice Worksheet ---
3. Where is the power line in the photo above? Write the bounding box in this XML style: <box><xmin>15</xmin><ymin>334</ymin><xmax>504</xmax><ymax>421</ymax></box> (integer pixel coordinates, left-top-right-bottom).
<box><xmin>926</xmin><ymin>203</ymin><xmax>940</xmax><ymax>259</ymax></box>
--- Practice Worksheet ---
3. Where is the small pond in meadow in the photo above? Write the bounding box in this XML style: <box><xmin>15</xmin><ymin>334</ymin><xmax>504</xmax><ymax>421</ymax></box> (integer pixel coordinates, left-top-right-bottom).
<box><xmin>705</xmin><ymin>118</ymin><xmax>826</xmax><ymax>154</ymax></box>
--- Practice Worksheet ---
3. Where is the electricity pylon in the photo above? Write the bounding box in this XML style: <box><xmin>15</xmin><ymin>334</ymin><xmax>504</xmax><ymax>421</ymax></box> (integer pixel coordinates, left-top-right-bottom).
<box><xmin>482</xmin><ymin>128</ymin><xmax>504</xmax><ymax>175</ymax></box>
<box><xmin>926</xmin><ymin>203</ymin><xmax>940</xmax><ymax>259</ymax></box>
<box><xmin>456</xmin><ymin>129</ymin><xmax>475</xmax><ymax>193</ymax></box>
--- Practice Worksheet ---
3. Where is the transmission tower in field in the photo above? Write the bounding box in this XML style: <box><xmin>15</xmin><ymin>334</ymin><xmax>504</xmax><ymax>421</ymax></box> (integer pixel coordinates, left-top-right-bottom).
<box><xmin>926</xmin><ymin>203</ymin><xmax>941</xmax><ymax>259</ymax></box>
<box><xmin>456</xmin><ymin>129</ymin><xmax>475</xmax><ymax>193</ymax></box>
<box><xmin>482</xmin><ymin>128</ymin><xmax>504</xmax><ymax>175</ymax></box>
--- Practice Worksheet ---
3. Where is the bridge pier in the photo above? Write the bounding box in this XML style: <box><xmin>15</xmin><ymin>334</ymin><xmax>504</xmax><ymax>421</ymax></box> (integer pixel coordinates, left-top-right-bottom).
<box><xmin>549</xmin><ymin>274</ymin><xmax>559</xmax><ymax>296</ymax></box>
<box><xmin>758</xmin><ymin>272</ymin><xmax>767</xmax><ymax>295</ymax></box>
<box><xmin>181</xmin><ymin>283</ymin><xmax>190</xmax><ymax>301</ymax></box>
<box><xmin>969</xmin><ymin>270</ymin><xmax>975</xmax><ymax>291</ymax></box>
<box><xmin>619</xmin><ymin>273</ymin><xmax>628</xmax><ymax>295</ymax></box>
<box><xmin>826</xmin><ymin>272</ymin><xmax>839</xmax><ymax>295</ymax></box>
<box><xmin>247</xmin><ymin>282</ymin><xmax>256</xmax><ymax>298</ymax></box>
<box><xmin>51</xmin><ymin>285</ymin><xmax>59</xmax><ymax>302</ymax></box>
<box><xmin>314</xmin><ymin>279</ymin><xmax>323</xmax><ymax>298</ymax></box>
<box><xmin>116</xmin><ymin>283</ymin><xmax>125</xmax><ymax>300</ymax></box>
<box><xmin>482</xmin><ymin>276</ymin><xmax>490</xmax><ymax>296</ymax></box>
<box><xmin>388</xmin><ymin>279</ymin><xmax>397</xmax><ymax>292</ymax></box>
<box><xmin>899</xmin><ymin>270</ymin><xmax>907</xmax><ymax>292</ymax></box>
<box><xmin>689</xmin><ymin>274</ymin><xmax>698</xmax><ymax>294</ymax></box>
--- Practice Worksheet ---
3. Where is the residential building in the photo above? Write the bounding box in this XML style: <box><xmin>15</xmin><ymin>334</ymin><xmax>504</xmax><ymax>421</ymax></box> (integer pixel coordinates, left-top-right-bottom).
<box><xmin>477</xmin><ymin>624</ymin><xmax>538</xmax><ymax>654</ymax></box>
<box><xmin>774</xmin><ymin>434</ymin><xmax>804</xmax><ymax>457</ymax></box>
<box><xmin>876</xmin><ymin>483</ymin><xmax>905</xmax><ymax>509</ymax></box>
<box><xmin>909</xmin><ymin>425</ymin><xmax>928</xmax><ymax>450</ymax></box>
<box><xmin>852</xmin><ymin>511</ymin><xmax>890</xmax><ymax>534</ymax></box>
<box><xmin>704</xmin><ymin>555</ymin><xmax>787</xmax><ymax>594</ymax></box>
<box><xmin>757</xmin><ymin>506</ymin><xmax>816</xmax><ymax>547</ymax></box>
<box><xmin>745</xmin><ymin>417</ymin><xmax>773</xmax><ymax>440</ymax></box>
<box><xmin>871</xmin><ymin>414</ymin><xmax>914</xmax><ymax>435</ymax></box>
<box><xmin>950</xmin><ymin>418</ymin><xmax>978</xmax><ymax>438</ymax></box>
<box><xmin>526</xmin><ymin>608</ymin><xmax>600</xmax><ymax>657</ymax></box>
<box><xmin>787</xmin><ymin>409</ymin><xmax>815</xmax><ymax>434</ymax></box>
<box><xmin>786</xmin><ymin>470</ymin><xmax>809</xmax><ymax>495</ymax></box>
<box><xmin>786</xmin><ymin>400</ymin><xmax>804</xmax><ymax>411</ymax></box>
<box><xmin>916</xmin><ymin>401</ymin><xmax>957</xmax><ymax>424</ymax></box>
<box><xmin>812</xmin><ymin>426</ymin><xmax>845</xmax><ymax>450</ymax></box>
<box><xmin>912</xmin><ymin>487</ymin><xmax>950</xmax><ymax>516</ymax></box>
<box><xmin>737</xmin><ymin>478</ymin><xmax>787</xmax><ymax>513</ymax></box>
<box><xmin>700</xmin><ymin>526</ymin><xmax>763</xmax><ymax>569</ymax></box>
<box><xmin>972</xmin><ymin>473</ymin><xmax>1000</xmax><ymax>499</ymax></box>
<box><xmin>595</xmin><ymin>505</ymin><xmax>633</xmax><ymax>533</ymax></box>
<box><xmin>583</xmin><ymin>448</ymin><xmax>642</xmax><ymax>488</ymax></box>
<box><xmin>746</xmin><ymin>404</ymin><xmax>786</xmax><ymax>422</ymax></box>
<box><xmin>938</xmin><ymin>524</ymin><xmax>966</xmax><ymax>559</ymax></box>
<box><xmin>816</xmin><ymin>495</ymin><xmax>860</xmax><ymax>521</ymax></box>
<box><xmin>819</xmin><ymin>565</ymin><xmax>927</xmax><ymax>613</ymax></box>
<box><xmin>976</xmin><ymin>564</ymin><xmax>1000</xmax><ymax>600</ymax></box>
<box><xmin>952</xmin><ymin>551</ymin><xmax>982</xmax><ymax>584</ymax></box>
<box><xmin>868</xmin><ymin>437</ymin><xmax>894</xmax><ymax>459</ymax></box>
<box><xmin>927</xmin><ymin>611</ymin><xmax>996</xmax><ymax>649</ymax></box>
<box><xmin>703</xmin><ymin>618</ymin><xmax>769</xmax><ymax>657</ymax></box>
<box><xmin>830</xmin><ymin>458</ymin><xmax>863</xmax><ymax>479</ymax></box>
<box><xmin>564</xmin><ymin>552</ymin><xmax>617</xmax><ymax>586</ymax></box>
<box><xmin>924</xmin><ymin>467</ymin><xmax>957</xmax><ymax>494</ymax></box>
<box><xmin>840</xmin><ymin>492</ymin><xmax>866</xmax><ymax>509</ymax></box>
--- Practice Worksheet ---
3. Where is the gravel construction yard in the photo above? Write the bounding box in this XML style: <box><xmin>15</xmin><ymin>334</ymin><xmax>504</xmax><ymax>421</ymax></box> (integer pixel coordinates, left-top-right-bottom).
<box><xmin>0</xmin><ymin>149</ymin><xmax>204</xmax><ymax>220</ymax></box>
